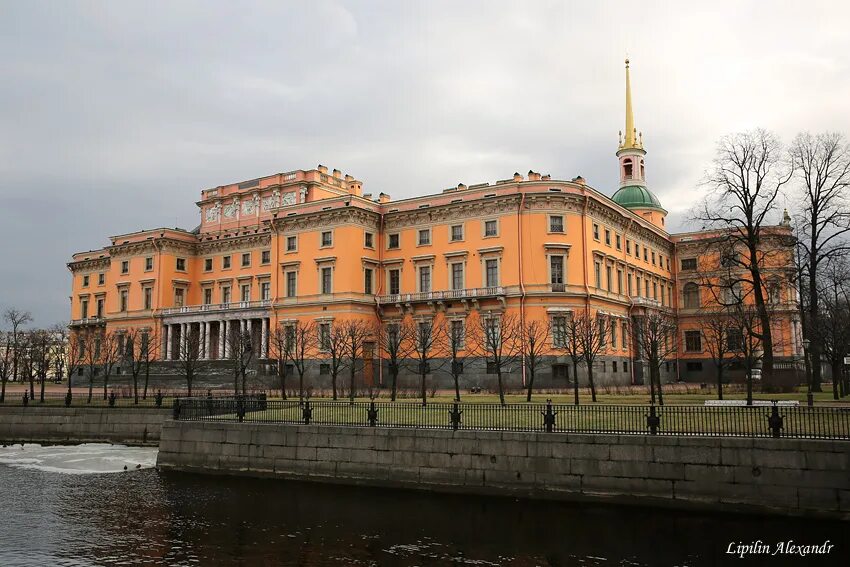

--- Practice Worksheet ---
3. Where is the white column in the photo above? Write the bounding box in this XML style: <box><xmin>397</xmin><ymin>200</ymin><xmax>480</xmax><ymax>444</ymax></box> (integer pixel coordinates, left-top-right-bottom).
<box><xmin>261</xmin><ymin>318</ymin><xmax>269</xmax><ymax>358</ymax></box>
<box><xmin>203</xmin><ymin>322</ymin><xmax>211</xmax><ymax>360</ymax></box>
<box><xmin>222</xmin><ymin>320</ymin><xmax>230</xmax><ymax>358</ymax></box>
<box><xmin>180</xmin><ymin>323</ymin><xmax>187</xmax><ymax>360</ymax></box>
<box><xmin>247</xmin><ymin>319</ymin><xmax>254</xmax><ymax>353</ymax></box>
<box><xmin>164</xmin><ymin>325</ymin><xmax>172</xmax><ymax>361</ymax></box>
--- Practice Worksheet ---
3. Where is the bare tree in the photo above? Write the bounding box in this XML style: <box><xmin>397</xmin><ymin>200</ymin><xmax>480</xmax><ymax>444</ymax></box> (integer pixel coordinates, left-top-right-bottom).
<box><xmin>561</xmin><ymin>313</ymin><xmax>585</xmax><ymax>405</ymax></box>
<box><xmin>1</xmin><ymin>331</ymin><xmax>12</xmax><ymax>403</ymax></box>
<box><xmin>268</xmin><ymin>325</ymin><xmax>290</xmax><ymax>400</ymax></box>
<box><xmin>341</xmin><ymin>320</ymin><xmax>372</xmax><ymax>404</ymax></box>
<box><xmin>469</xmin><ymin>312</ymin><xmax>521</xmax><ymax>406</ymax></box>
<box><xmin>522</xmin><ymin>320</ymin><xmax>550</xmax><ymax>402</ymax></box>
<box><xmin>375</xmin><ymin>319</ymin><xmax>415</xmax><ymax>402</ymax></box>
<box><xmin>445</xmin><ymin>318</ymin><xmax>467</xmax><ymax>402</ymax></box>
<box><xmin>227</xmin><ymin>329</ymin><xmax>254</xmax><ymax>396</ymax></box>
<box><xmin>175</xmin><ymin>325</ymin><xmax>204</xmax><ymax>397</ymax></box>
<box><xmin>4</xmin><ymin>308</ymin><xmax>32</xmax><ymax>384</ymax></box>
<box><xmin>283</xmin><ymin>320</ymin><xmax>316</xmax><ymax>403</ymax></box>
<box><xmin>633</xmin><ymin>312</ymin><xmax>678</xmax><ymax>406</ymax></box>
<box><xmin>694</xmin><ymin>129</ymin><xmax>793</xmax><ymax>384</ymax></box>
<box><xmin>124</xmin><ymin>328</ymin><xmax>158</xmax><ymax>404</ymax></box>
<box><xmin>577</xmin><ymin>311</ymin><xmax>609</xmax><ymax>403</ymax></box>
<box><xmin>31</xmin><ymin>329</ymin><xmax>52</xmax><ymax>403</ymax></box>
<box><xmin>100</xmin><ymin>330</ymin><xmax>121</xmax><ymax>401</ymax></box>
<box><xmin>700</xmin><ymin>309</ymin><xmax>736</xmax><ymax>400</ymax></box>
<box><xmin>80</xmin><ymin>329</ymin><xmax>102</xmax><ymax>403</ymax></box>
<box><xmin>321</xmin><ymin>322</ymin><xmax>347</xmax><ymax>400</ymax></box>
<box><xmin>728</xmin><ymin>303</ymin><xmax>764</xmax><ymax>406</ymax></box>
<box><xmin>815</xmin><ymin>259</ymin><xmax>850</xmax><ymax>400</ymax></box>
<box><xmin>410</xmin><ymin>317</ymin><xmax>447</xmax><ymax>406</ymax></box>
<box><xmin>19</xmin><ymin>332</ymin><xmax>35</xmax><ymax>401</ymax></box>
<box><xmin>790</xmin><ymin>132</ymin><xmax>850</xmax><ymax>393</ymax></box>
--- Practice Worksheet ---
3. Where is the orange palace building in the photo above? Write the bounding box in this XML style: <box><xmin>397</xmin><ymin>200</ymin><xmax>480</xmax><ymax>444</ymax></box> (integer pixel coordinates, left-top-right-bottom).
<box><xmin>68</xmin><ymin>61</ymin><xmax>802</xmax><ymax>389</ymax></box>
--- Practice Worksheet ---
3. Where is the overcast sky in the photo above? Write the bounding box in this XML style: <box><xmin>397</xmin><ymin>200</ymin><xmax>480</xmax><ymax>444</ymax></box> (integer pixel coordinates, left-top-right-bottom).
<box><xmin>1</xmin><ymin>0</ymin><xmax>849</xmax><ymax>327</ymax></box>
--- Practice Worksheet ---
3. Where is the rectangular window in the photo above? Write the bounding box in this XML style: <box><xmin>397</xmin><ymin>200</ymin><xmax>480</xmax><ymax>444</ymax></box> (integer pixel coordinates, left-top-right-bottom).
<box><xmin>616</xmin><ymin>235</ymin><xmax>622</xmax><ymax>250</ymax></box>
<box><xmin>622</xmin><ymin>322</ymin><xmax>629</xmax><ymax>351</ymax></box>
<box><xmin>611</xmin><ymin>323</ymin><xmax>617</xmax><ymax>348</ymax></box>
<box><xmin>388</xmin><ymin>233</ymin><xmax>400</xmax><ymax>249</ymax></box>
<box><xmin>606</xmin><ymin>266</ymin><xmax>612</xmax><ymax>291</ymax></box>
<box><xmin>604</xmin><ymin>229</ymin><xmax>611</xmax><ymax>246</ymax></box>
<box><xmin>96</xmin><ymin>298</ymin><xmax>104</xmax><ymax>318</ymax></box>
<box><xmin>653</xmin><ymin>282</ymin><xmax>658</xmax><ymax>300</ymax></box>
<box><xmin>623</xmin><ymin>361</ymin><xmax>629</xmax><ymax>372</ymax></box>
<box><xmin>549</xmin><ymin>215</ymin><xmax>564</xmax><ymax>233</ymax></box>
<box><xmin>321</xmin><ymin>267</ymin><xmax>333</xmax><ymax>294</ymax></box>
<box><xmin>617</xmin><ymin>270</ymin><xmax>623</xmax><ymax>294</ymax></box>
<box><xmin>636</xmin><ymin>276</ymin><xmax>642</xmax><ymax>297</ymax></box>
<box><xmin>484</xmin><ymin>219</ymin><xmax>498</xmax><ymax>237</ymax></box>
<box><xmin>645</xmin><ymin>280</ymin><xmax>650</xmax><ymax>297</ymax></box>
<box><xmin>223</xmin><ymin>256</ymin><xmax>231</xmax><ymax>269</ymax></box>
<box><xmin>286</xmin><ymin>236</ymin><xmax>297</xmax><ymax>252</ymax></box>
<box><xmin>594</xmin><ymin>261</ymin><xmax>602</xmax><ymax>288</ymax></box>
<box><xmin>643</xmin><ymin>248</ymin><xmax>648</xmax><ymax>262</ymax></box>
<box><xmin>121</xmin><ymin>260</ymin><xmax>129</xmax><ymax>275</ymax></box>
<box><xmin>145</xmin><ymin>257</ymin><xmax>153</xmax><ymax>271</ymax></box>
<box><xmin>82</xmin><ymin>275</ymin><xmax>90</xmax><ymax>287</ymax></box>
<box><xmin>203</xmin><ymin>288</ymin><xmax>212</xmax><ymax>305</ymax></box>
<box><xmin>552</xmin><ymin>316</ymin><xmax>567</xmax><ymax>348</ymax></box>
<box><xmin>651</xmin><ymin>251</ymin><xmax>656</xmax><ymax>265</ymax></box>
<box><xmin>143</xmin><ymin>287</ymin><xmax>152</xmax><ymax>310</ymax></box>
<box><xmin>221</xmin><ymin>286</ymin><xmax>231</xmax><ymax>304</ymax></box>
<box><xmin>261</xmin><ymin>250</ymin><xmax>271</xmax><ymax>264</ymax></box>
<box><xmin>627</xmin><ymin>273</ymin><xmax>633</xmax><ymax>295</ymax></box>
<box><xmin>681</xmin><ymin>258</ymin><xmax>697</xmax><ymax>271</ymax></box>
<box><xmin>260</xmin><ymin>282</ymin><xmax>270</xmax><ymax>301</ymax></box>
<box><xmin>389</xmin><ymin>269</ymin><xmax>400</xmax><ymax>295</ymax></box>
<box><xmin>451</xmin><ymin>263</ymin><xmax>464</xmax><ymax>290</ymax></box>
<box><xmin>419</xmin><ymin>265</ymin><xmax>431</xmax><ymax>293</ymax></box>
<box><xmin>552</xmin><ymin>364</ymin><xmax>569</xmax><ymax>382</ymax></box>
<box><xmin>319</xmin><ymin>363</ymin><xmax>331</xmax><ymax>375</ymax></box>
<box><xmin>286</xmin><ymin>272</ymin><xmax>297</xmax><ymax>298</ymax></box>
<box><xmin>241</xmin><ymin>253</ymin><xmax>251</xmax><ymax>267</ymax></box>
<box><xmin>685</xmin><ymin>330</ymin><xmax>702</xmax><ymax>352</ymax></box>
<box><xmin>626</xmin><ymin>240</ymin><xmax>631</xmax><ymax>254</ymax></box>
<box><xmin>172</xmin><ymin>288</ymin><xmax>182</xmax><ymax>308</ymax></box>
<box><xmin>686</xmin><ymin>362</ymin><xmax>703</xmax><ymax>372</ymax></box>
<box><xmin>364</xmin><ymin>268</ymin><xmax>373</xmax><ymax>295</ymax></box>
<box><xmin>80</xmin><ymin>298</ymin><xmax>89</xmax><ymax>319</ymax></box>
<box><xmin>486</xmin><ymin>361</ymin><xmax>497</xmax><ymax>374</ymax></box>
<box><xmin>634</xmin><ymin>244</ymin><xmax>640</xmax><ymax>258</ymax></box>
<box><xmin>450</xmin><ymin>224</ymin><xmax>463</xmax><ymax>241</ymax></box>
<box><xmin>321</xmin><ymin>231</ymin><xmax>333</xmax><ymax>247</ymax></box>
<box><xmin>485</xmin><ymin>259</ymin><xmax>499</xmax><ymax>287</ymax></box>
<box><xmin>98</xmin><ymin>273</ymin><xmax>105</xmax><ymax>285</ymax></box>
<box><xmin>450</xmin><ymin>320</ymin><xmax>465</xmax><ymax>349</ymax></box>
<box><xmin>319</xmin><ymin>323</ymin><xmax>331</xmax><ymax>350</ymax></box>
<box><xmin>204</xmin><ymin>258</ymin><xmax>213</xmax><ymax>271</ymax></box>
<box><xmin>241</xmin><ymin>284</ymin><xmax>251</xmax><ymax>302</ymax></box>
<box><xmin>418</xmin><ymin>229</ymin><xmax>431</xmax><ymax>245</ymax></box>
<box><xmin>364</xmin><ymin>232</ymin><xmax>374</xmax><ymax>248</ymax></box>
<box><xmin>176</xmin><ymin>258</ymin><xmax>186</xmax><ymax>271</ymax></box>
<box><xmin>550</xmin><ymin>255</ymin><xmax>564</xmax><ymax>285</ymax></box>
<box><xmin>120</xmin><ymin>289</ymin><xmax>129</xmax><ymax>311</ymax></box>
<box><xmin>593</xmin><ymin>224</ymin><xmax>600</xmax><ymax>240</ymax></box>
<box><xmin>613</xmin><ymin>361</ymin><xmax>618</xmax><ymax>373</ymax></box>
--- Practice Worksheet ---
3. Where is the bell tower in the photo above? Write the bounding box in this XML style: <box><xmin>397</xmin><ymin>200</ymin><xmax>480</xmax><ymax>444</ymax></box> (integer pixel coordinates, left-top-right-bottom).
<box><xmin>612</xmin><ymin>59</ymin><xmax>666</xmax><ymax>228</ymax></box>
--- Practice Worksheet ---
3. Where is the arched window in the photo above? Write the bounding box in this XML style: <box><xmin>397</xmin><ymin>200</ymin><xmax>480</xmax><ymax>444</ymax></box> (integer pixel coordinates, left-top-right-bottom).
<box><xmin>683</xmin><ymin>282</ymin><xmax>700</xmax><ymax>309</ymax></box>
<box><xmin>767</xmin><ymin>280</ymin><xmax>781</xmax><ymax>304</ymax></box>
<box><xmin>639</xmin><ymin>159</ymin><xmax>645</xmax><ymax>179</ymax></box>
<box><xmin>623</xmin><ymin>159</ymin><xmax>633</xmax><ymax>179</ymax></box>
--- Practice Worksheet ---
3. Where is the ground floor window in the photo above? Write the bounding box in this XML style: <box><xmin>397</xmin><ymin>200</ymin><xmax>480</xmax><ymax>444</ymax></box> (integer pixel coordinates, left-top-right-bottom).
<box><xmin>686</xmin><ymin>361</ymin><xmax>703</xmax><ymax>372</ymax></box>
<box><xmin>552</xmin><ymin>364</ymin><xmax>569</xmax><ymax>382</ymax></box>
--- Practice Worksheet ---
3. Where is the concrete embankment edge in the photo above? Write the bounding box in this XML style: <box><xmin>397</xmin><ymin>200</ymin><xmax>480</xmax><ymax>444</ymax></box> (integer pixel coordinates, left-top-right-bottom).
<box><xmin>157</xmin><ymin>420</ymin><xmax>850</xmax><ymax>519</ymax></box>
<box><xmin>0</xmin><ymin>406</ymin><xmax>172</xmax><ymax>446</ymax></box>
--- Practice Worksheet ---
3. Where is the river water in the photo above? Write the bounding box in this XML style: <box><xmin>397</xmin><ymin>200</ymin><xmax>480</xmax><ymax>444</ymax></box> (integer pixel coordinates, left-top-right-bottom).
<box><xmin>0</xmin><ymin>444</ymin><xmax>846</xmax><ymax>566</ymax></box>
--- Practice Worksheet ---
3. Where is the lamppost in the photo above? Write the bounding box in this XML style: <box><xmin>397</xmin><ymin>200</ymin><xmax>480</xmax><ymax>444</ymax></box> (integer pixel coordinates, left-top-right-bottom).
<box><xmin>802</xmin><ymin>339</ymin><xmax>814</xmax><ymax>407</ymax></box>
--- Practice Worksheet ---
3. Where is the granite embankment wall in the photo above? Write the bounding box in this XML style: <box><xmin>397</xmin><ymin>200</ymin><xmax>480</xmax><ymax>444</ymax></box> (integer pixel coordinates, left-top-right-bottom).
<box><xmin>157</xmin><ymin>420</ymin><xmax>850</xmax><ymax>519</ymax></box>
<box><xmin>0</xmin><ymin>407</ymin><xmax>172</xmax><ymax>445</ymax></box>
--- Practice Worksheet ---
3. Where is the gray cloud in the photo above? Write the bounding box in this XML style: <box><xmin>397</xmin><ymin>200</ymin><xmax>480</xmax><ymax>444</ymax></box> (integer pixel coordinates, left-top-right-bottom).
<box><xmin>1</xmin><ymin>0</ymin><xmax>849</xmax><ymax>326</ymax></box>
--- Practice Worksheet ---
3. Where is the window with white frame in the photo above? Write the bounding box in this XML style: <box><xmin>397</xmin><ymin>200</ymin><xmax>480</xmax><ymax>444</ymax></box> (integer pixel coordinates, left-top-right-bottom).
<box><xmin>451</xmin><ymin>263</ymin><xmax>464</xmax><ymax>290</ymax></box>
<box><xmin>550</xmin><ymin>255</ymin><xmax>564</xmax><ymax>285</ymax></box>
<box><xmin>364</xmin><ymin>268</ymin><xmax>373</xmax><ymax>295</ymax></box>
<box><xmin>364</xmin><ymin>232</ymin><xmax>374</xmax><ymax>248</ymax></box>
<box><xmin>450</xmin><ymin>224</ymin><xmax>464</xmax><ymax>242</ymax></box>
<box><xmin>318</xmin><ymin>323</ymin><xmax>331</xmax><ymax>350</ymax></box>
<box><xmin>286</xmin><ymin>271</ymin><xmax>297</xmax><ymax>297</ymax></box>
<box><xmin>286</xmin><ymin>236</ymin><xmax>297</xmax><ymax>252</ymax></box>
<box><xmin>484</xmin><ymin>219</ymin><xmax>498</xmax><ymax>237</ymax></box>
<box><xmin>549</xmin><ymin>215</ymin><xmax>564</xmax><ymax>233</ymax></box>
<box><xmin>450</xmin><ymin>319</ymin><xmax>465</xmax><ymax>349</ymax></box>
<box><xmin>240</xmin><ymin>283</ymin><xmax>251</xmax><ymax>302</ymax></box>
<box><xmin>388</xmin><ymin>233</ymin><xmax>400</xmax><ymax>249</ymax></box>
<box><xmin>485</xmin><ymin>259</ymin><xmax>499</xmax><ymax>287</ymax></box>
<box><xmin>552</xmin><ymin>316</ymin><xmax>567</xmax><ymax>348</ymax></box>
<box><xmin>418</xmin><ymin>265</ymin><xmax>432</xmax><ymax>293</ymax></box>
<box><xmin>389</xmin><ymin>268</ymin><xmax>401</xmax><ymax>295</ymax></box>
<box><xmin>222</xmin><ymin>286</ymin><xmax>231</xmax><ymax>304</ymax></box>
<box><xmin>418</xmin><ymin>228</ymin><xmax>431</xmax><ymax>245</ymax></box>
<box><xmin>260</xmin><ymin>281</ymin><xmax>270</xmax><ymax>301</ymax></box>
<box><xmin>321</xmin><ymin>267</ymin><xmax>333</xmax><ymax>294</ymax></box>
<box><xmin>321</xmin><ymin>231</ymin><xmax>333</xmax><ymax>247</ymax></box>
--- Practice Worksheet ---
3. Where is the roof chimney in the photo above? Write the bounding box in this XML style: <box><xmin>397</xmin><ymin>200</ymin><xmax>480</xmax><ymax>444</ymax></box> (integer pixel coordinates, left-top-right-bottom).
<box><xmin>541</xmin><ymin>174</ymin><xmax>551</xmax><ymax>181</ymax></box>
<box><xmin>378</xmin><ymin>192</ymin><xmax>391</xmax><ymax>203</ymax></box>
<box><xmin>527</xmin><ymin>170</ymin><xmax>541</xmax><ymax>181</ymax></box>
<box><xmin>317</xmin><ymin>164</ymin><xmax>328</xmax><ymax>174</ymax></box>
<box><xmin>457</xmin><ymin>183</ymin><xmax>467</xmax><ymax>190</ymax></box>
<box><xmin>344</xmin><ymin>174</ymin><xmax>354</xmax><ymax>182</ymax></box>
<box><xmin>332</xmin><ymin>169</ymin><xmax>342</xmax><ymax>179</ymax></box>
<box><xmin>572</xmin><ymin>176</ymin><xmax>586</xmax><ymax>185</ymax></box>
<box><xmin>513</xmin><ymin>172</ymin><xmax>523</xmax><ymax>182</ymax></box>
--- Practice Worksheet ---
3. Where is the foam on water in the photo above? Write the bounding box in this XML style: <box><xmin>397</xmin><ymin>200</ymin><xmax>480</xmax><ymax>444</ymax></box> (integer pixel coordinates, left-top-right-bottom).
<box><xmin>0</xmin><ymin>443</ymin><xmax>157</xmax><ymax>474</ymax></box>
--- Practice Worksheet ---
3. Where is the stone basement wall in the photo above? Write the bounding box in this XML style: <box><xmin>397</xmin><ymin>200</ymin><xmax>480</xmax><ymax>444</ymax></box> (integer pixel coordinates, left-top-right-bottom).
<box><xmin>0</xmin><ymin>407</ymin><xmax>172</xmax><ymax>446</ymax></box>
<box><xmin>157</xmin><ymin>421</ymin><xmax>850</xmax><ymax>519</ymax></box>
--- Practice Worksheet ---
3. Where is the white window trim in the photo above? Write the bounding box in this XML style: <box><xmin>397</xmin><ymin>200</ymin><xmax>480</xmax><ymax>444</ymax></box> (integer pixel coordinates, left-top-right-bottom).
<box><xmin>319</xmin><ymin>265</ymin><xmax>334</xmax><ymax>295</ymax></box>
<box><xmin>285</xmin><ymin>235</ymin><xmax>298</xmax><ymax>253</ymax></box>
<box><xmin>448</xmin><ymin>261</ymin><xmax>466</xmax><ymax>290</ymax></box>
<box><xmin>482</xmin><ymin>256</ymin><xmax>501</xmax><ymax>288</ymax></box>
<box><xmin>387</xmin><ymin>232</ymin><xmax>401</xmax><ymax>250</ymax></box>
<box><xmin>548</xmin><ymin>214</ymin><xmax>565</xmax><ymax>234</ymax></box>
<box><xmin>482</xmin><ymin>218</ymin><xmax>500</xmax><ymax>238</ymax></box>
<box><xmin>449</xmin><ymin>223</ymin><xmax>465</xmax><ymax>242</ymax></box>
<box><xmin>417</xmin><ymin>227</ymin><xmax>432</xmax><ymax>247</ymax></box>
<box><xmin>364</xmin><ymin>231</ymin><xmax>375</xmax><ymax>249</ymax></box>
<box><xmin>417</xmin><ymin>264</ymin><xmax>433</xmax><ymax>293</ymax></box>
<box><xmin>546</xmin><ymin>253</ymin><xmax>566</xmax><ymax>286</ymax></box>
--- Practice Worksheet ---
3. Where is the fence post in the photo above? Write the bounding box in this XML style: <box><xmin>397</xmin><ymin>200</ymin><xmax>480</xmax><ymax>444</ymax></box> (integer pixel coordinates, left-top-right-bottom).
<box><xmin>449</xmin><ymin>402</ymin><xmax>463</xmax><ymax>430</ymax></box>
<box><xmin>108</xmin><ymin>391</ymin><xmax>117</xmax><ymax>407</ymax></box>
<box><xmin>302</xmin><ymin>400</ymin><xmax>312</xmax><ymax>425</ymax></box>
<box><xmin>767</xmin><ymin>400</ymin><xmax>784</xmax><ymax>438</ymax></box>
<box><xmin>542</xmin><ymin>399</ymin><xmax>557</xmax><ymax>433</ymax></box>
<box><xmin>172</xmin><ymin>398</ymin><xmax>181</xmax><ymax>420</ymax></box>
<box><xmin>367</xmin><ymin>401</ymin><xmax>378</xmax><ymax>427</ymax></box>
<box><xmin>236</xmin><ymin>396</ymin><xmax>245</xmax><ymax>423</ymax></box>
<box><xmin>646</xmin><ymin>404</ymin><xmax>660</xmax><ymax>435</ymax></box>
<box><xmin>64</xmin><ymin>391</ymin><xmax>72</xmax><ymax>408</ymax></box>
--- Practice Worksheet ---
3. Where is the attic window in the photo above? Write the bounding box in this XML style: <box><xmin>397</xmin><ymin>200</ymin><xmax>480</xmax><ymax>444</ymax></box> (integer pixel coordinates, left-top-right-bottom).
<box><xmin>484</xmin><ymin>193</ymin><xmax>496</xmax><ymax>198</ymax></box>
<box><xmin>451</xmin><ymin>198</ymin><xmax>462</xmax><ymax>204</ymax></box>
<box><xmin>287</xmin><ymin>212</ymin><xmax>297</xmax><ymax>216</ymax></box>
<box><xmin>548</xmin><ymin>188</ymin><xmax>562</xmax><ymax>192</ymax></box>
<box><xmin>418</xmin><ymin>203</ymin><xmax>430</xmax><ymax>209</ymax></box>
<box><xmin>322</xmin><ymin>206</ymin><xmax>332</xmax><ymax>211</ymax></box>
<box><xmin>389</xmin><ymin>208</ymin><xmax>399</xmax><ymax>213</ymax></box>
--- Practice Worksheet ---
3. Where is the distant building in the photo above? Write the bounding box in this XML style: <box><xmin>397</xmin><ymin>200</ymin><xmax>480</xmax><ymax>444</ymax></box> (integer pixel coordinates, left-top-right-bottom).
<box><xmin>67</xmin><ymin>61</ymin><xmax>800</xmax><ymax>389</ymax></box>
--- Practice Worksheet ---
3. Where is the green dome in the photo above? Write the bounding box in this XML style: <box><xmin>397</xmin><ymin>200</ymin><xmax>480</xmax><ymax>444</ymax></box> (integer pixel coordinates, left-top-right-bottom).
<box><xmin>612</xmin><ymin>184</ymin><xmax>665</xmax><ymax>211</ymax></box>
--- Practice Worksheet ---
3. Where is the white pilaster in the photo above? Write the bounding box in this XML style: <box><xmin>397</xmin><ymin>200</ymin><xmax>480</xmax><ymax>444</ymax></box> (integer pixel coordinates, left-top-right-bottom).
<box><xmin>203</xmin><ymin>322</ymin><xmax>210</xmax><ymax>360</ymax></box>
<box><xmin>164</xmin><ymin>325</ymin><xmax>172</xmax><ymax>361</ymax></box>
<box><xmin>261</xmin><ymin>318</ymin><xmax>269</xmax><ymax>358</ymax></box>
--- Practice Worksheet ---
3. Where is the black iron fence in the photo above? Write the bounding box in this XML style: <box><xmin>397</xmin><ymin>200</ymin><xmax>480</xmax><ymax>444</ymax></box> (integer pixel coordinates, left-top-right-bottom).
<box><xmin>0</xmin><ymin>389</ymin><xmax>257</xmax><ymax>409</ymax></box>
<box><xmin>171</xmin><ymin>398</ymin><xmax>850</xmax><ymax>440</ymax></box>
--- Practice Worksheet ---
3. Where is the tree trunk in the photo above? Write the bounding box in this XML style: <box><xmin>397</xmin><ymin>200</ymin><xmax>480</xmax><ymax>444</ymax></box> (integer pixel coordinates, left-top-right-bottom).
<box><xmin>29</xmin><ymin>368</ymin><xmax>35</xmax><ymax>401</ymax></box>
<box><xmin>831</xmin><ymin>362</ymin><xmax>840</xmax><ymax>401</ymax></box>
<box><xmin>102</xmin><ymin>366</ymin><xmax>108</xmax><ymax>400</ymax></box>
<box><xmin>187</xmin><ymin>372</ymin><xmax>193</xmax><ymax>398</ymax></box>
<box><xmin>420</xmin><ymin>369</ymin><xmax>427</xmax><ymax>407</ymax></box>
<box><xmin>750</xmin><ymin>247</ymin><xmax>775</xmax><ymax>384</ymax></box>
<box><xmin>525</xmin><ymin>367</ymin><xmax>535</xmax><ymax>402</ymax></box>
<box><xmin>88</xmin><ymin>372</ymin><xmax>94</xmax><ymax>404</ymax></box>
<box><xmin>390</xmin><ymin>365</ymin><xmax>398</xmax><ymax>401</ymax></box>
<box><xmin>655</xmin><ymin>365</ymin><xmax>664</xmax><ymax>406</ymax></box>
<box><xmin>496</xmin><ymin>367</ymin><xmax>506</xmax><ymax>406</ymax></box>
<box><xmin>39</xmin><ymin>370</ymin><xmax>45</xmax><ymax>402</ymax></box>
<box><xmin>2</xmin><ymin>375</ymin><xmax>7</xmax><ymax>403</ymax></box>
<box><xmin>587</xmin><ymin>365</ymin><xmax>597</xmax><ymax>403</ymax></box>
<box><xmin>278</xmin><ymin>363</ymin><xmax>287</xmax><ymax>400</ymax></box>
<box><xmin>716</xmin><ymin>365</ymin><xmax>724</xmax><ymax>401</ymax></box>
<box><xmin>331</xmin><ymin>372</ymin><xmax>338</xmax><ymax>401</ymax></box>
<box><xmin>746</xmin><ymin>370</ymin><xmax>753</xmax><ymax>406</ymax></box>
<box><xmin>453</xmin><ymin>370</ymin><xmax>461</xmax><ymax>402</ymax></box>
<box><xmin>143</xmin><ymin>364</ymin><xmax>150</xmax><ymax>400</ymax></box>
<box><xmin>348</xmin><ymin>363</ymin><xmax>356</xmax><ymax>404</ymax></box>
<box><xmin>809</xmin><ymin>236</ymin><xmax>823</xmax><ymax>392</ymax></box>
<box><xmin>133</xmin><ymin>371</ymin><xmax>139</xmax><ymax>405</ymax></box>
<box><xmin>572</xmin><ymin>361</ymin><xmax>579</xmax><ymax>406</ymax></box>
<box><xmin>299</xmin><ymin>371</ymin><xmax>305</xmax><ymax>403</ymax></box>
<box><xmin>649</xmin><ymin>364</ymin><xmax>656</xmax><ymax>405</ymax></box>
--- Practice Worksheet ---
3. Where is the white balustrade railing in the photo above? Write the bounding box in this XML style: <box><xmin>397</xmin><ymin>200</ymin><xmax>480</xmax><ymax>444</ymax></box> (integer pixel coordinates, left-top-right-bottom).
<box><xmin>378</xmin><ymin>286</ymin><xmax>505</xmax><ymax>304</ymax></box>
<box><xmin>160</xmin><ymin>299</ymin><xmax>271</xmax><ymax>316</ymax></box>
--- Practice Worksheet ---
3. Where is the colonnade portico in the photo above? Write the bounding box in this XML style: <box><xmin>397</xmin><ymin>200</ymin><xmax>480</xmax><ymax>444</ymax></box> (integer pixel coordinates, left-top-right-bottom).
<box><xmin>161</xmin><ymin>316</ymin><xmax>270</xmax><ymax>361</ymax></box>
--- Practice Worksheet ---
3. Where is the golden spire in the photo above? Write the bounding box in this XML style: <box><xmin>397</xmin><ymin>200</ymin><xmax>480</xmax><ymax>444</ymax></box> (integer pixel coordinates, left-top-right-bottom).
<box><xmin>620</xmin><ymin>58</ymin><xmax>642</xmax><ymax>150</ymax></box>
